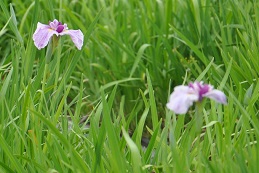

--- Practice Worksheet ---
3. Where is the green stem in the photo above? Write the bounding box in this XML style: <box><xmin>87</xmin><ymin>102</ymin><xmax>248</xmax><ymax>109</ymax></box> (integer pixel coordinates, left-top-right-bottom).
<box><xmin>55</xmin><ymin>0</ymin><xmax>62</xmax><ymax>92</ymax></box>
<box><xmin>195</xmin><ymin>101</ymin><xmax>204</xmax><ymax>134</ymax></box>
<box><xmin>193</xmin><ymin>101</ymin><xmax>205</xmax><ymax>170</ymax></box>
<box><xmin>38</xmin><ymin>63</ymin><xmax>48</xmax><ymax>112</ymax></box>
<box><xmin>54</xmin><ymin>41</ymin><xmax>61</xmax><ymax>92</ymax></box>
<box><xmin>38</xmin><ymin>39</ymin><xmax>53</xmax><ymax>112</ymax></box>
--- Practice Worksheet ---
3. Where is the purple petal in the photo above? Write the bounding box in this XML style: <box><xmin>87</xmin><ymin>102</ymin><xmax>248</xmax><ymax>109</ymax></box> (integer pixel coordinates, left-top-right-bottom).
<box><xmin>49</xmin><ymin>19</ymin><xmax>59</xmax><ymax>29</ymax></box>
<box><xmin>166</xmin><ymin>86</ymin><xmax>198</xmax><ymax>114</ymax></box>
<box><xmin>60</xmin><ymin>29</ymin><xmax>84</xmax><ymax>50</ymax></box>
<box><xmin>204</xmin><ymin>89</ymin><xmax>227</xmax><ymax>104</ymax></box>
<box><xmin>33</xmin><ymin>22</ymin><xmax>57</xmax><ymax>49</ymax></box>
<box><xmin>56</xmin><ymin>25</ymin><xmax>65</xmax><ymax>33</ymax></box>
<box><xmin>33</xmin><ymin>23</ymin><xmax>49</xmax><ymax>35</ymax></box>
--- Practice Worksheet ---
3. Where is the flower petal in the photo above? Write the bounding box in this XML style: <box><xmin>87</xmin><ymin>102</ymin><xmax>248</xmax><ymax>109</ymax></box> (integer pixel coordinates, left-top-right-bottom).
<box><xmin>33</xmin><ymin>22</ymin><xmax>56</xmax><ymax>50</ymax></box>
<box><xmin>60</xmin><ymin>29</ymin><xmax>84</xmax><ymax>50</ymax></box>
<box><xmin>204</xmin><ymin>89</ymin><xmax>227</xmax><ymax>104</ymax></box>
<box><xmin>49</xmin><ymin>19</ymin><xmax>59</xmax><ymax>29</ymax></box>
<box><xmin>166</xmin><ymin>86</ymin><xmax>198</xmax><ymax>114</ymax></box>
<box><xmin>34</xmin><ymin>22</ymin><xmax>49</xmax><ymax>34</ymax></box>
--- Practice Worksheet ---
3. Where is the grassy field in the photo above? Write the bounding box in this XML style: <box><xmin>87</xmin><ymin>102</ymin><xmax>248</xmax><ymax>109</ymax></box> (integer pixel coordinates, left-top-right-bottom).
<box><xmin>1</xmin><ymin>0</ymin><xmax>259</xmax><ymax>172</ymax></box>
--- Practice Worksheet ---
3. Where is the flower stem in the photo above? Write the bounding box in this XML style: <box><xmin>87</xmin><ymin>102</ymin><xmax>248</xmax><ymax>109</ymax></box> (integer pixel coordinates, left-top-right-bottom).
<box><xmin>193</xmin><ymin>101</ymin><xmax>205</xmax><ymax>170</ymax></box>
<box><xmin>38</xmin><ymin>62</ymin><xmax>48</xmax><ymax>112</ymax></box>
<box><xmin>54</xmin><ymin>39</ymin><xmax>61</xmax><ymax>92</ymax></box>
<box><xmin>195</xmin><ymin>101</ymin><xmax>203</xmax><ymax>134</ymax></box>
<box><xmin>194</xmin><ymin>102</ymin><xmax>204</xmax><ymax>144</ymax></box>
<box><xmin>45</xmin><ymin>38</ymin><xmax>54</xmax><ymax>64</ymax></box>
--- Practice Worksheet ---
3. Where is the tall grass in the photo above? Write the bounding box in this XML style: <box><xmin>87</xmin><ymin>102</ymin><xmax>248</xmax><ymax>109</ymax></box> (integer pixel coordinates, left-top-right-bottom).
<box><xmin>0</xmin><ymin>0</ymin><xmax>259</xmax><ymax>172</ymax></box>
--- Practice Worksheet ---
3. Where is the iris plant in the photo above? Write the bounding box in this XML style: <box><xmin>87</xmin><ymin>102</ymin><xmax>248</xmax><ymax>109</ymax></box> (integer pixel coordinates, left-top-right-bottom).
<box><xmin>166</xmin><ymin>81</ymin><xmax>227</xmax><ymax>114</ymax></box>
<box><xmin>33</xmin><ymin>19</ymin><xmax>84</xmax><ymax>50</ymax></box>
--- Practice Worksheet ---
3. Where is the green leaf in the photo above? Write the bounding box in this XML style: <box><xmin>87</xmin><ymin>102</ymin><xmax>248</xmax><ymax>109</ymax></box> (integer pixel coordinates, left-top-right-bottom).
<box><xmin>122</xmin><ymin>128</ymin><xmax>143</xmax><ymax>173</ymax></box>
<box><xmin>202</xmin><ymin>121</ymin><xmax>219</xmax><ymax>128</ymax></box>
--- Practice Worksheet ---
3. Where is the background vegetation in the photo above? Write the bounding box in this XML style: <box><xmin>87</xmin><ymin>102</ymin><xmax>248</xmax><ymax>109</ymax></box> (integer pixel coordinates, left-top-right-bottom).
<box><xmin>1</xmin><ymin>0</ymin><xmax>259</xmax><ymax>172</ymax></box>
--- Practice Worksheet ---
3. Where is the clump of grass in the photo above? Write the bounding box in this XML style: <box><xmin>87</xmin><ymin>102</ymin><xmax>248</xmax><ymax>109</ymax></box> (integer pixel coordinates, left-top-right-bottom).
<box><xmin>0</xmin><ymin>0</ymin><xmax>259</xmax><ymax>172</ymax></box>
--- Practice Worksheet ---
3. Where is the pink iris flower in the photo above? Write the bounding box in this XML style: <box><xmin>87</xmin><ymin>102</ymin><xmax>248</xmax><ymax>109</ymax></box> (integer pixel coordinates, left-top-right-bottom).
<box><xmin>166</xmin><ymin>81</ymin><xmax>227</xmax><ymax>114</ymax></box>
<box><xmin>33</xmin><ymin>19</ymin><xmax>84</xmax><ymax>50</ymax></box>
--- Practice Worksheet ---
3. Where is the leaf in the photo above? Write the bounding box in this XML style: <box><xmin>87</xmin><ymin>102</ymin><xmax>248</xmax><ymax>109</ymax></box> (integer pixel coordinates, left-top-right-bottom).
<box><xmin>122</xmin><ymin>128</ymin><xmax>142</xmax><ymax>173</ymax></box>
<box><xmin>202</xmin><ymin>121</ymin><xmax>219</xmax><ymax>128</ymax></box>
<box><xmin>130</xmin><ymin>44</ymin><xmax>150</xmax><ymax>77</ymax></box>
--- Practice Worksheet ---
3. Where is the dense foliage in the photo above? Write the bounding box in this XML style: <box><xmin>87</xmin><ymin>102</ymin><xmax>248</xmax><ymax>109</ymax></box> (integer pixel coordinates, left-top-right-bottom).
<box><xmin>1</xmin><ymin>0</ymin><xmax>259</xmax><ymax>172</ymax></box>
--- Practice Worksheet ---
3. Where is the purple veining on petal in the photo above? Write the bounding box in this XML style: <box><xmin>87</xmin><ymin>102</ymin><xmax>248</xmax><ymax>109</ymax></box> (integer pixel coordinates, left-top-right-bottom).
<box><xmin>59</xmin><ymin>29</ymin><xmax>84</xmax><ymax>50</ymax></box>
<box><xmin>189</xmin><ymin>82</ymin><xmax>211</xmax><ymax>101</ymax></box>
<box><xmin>198</xmin><ymin>84</ymin><xmax>210</xmax><ymax>101</ymax></box>
<box><xmin>188</xmin><ymin>82</ymin><xmax>194</xmax><ymax>88</ymax></box>
<box><xmin>32</xmin><ymin>23</ymin><xmax>56</xmax><ymax>50</ymax></box>
<box><xmin>33</xmin><ymin>19</ymin><xmax>84</xmax><ymax>50</ymax></box>
<box><xmin>49</xmin><ymin>20</ymin><xmax>58</xmax><ymax>30</ymax></box>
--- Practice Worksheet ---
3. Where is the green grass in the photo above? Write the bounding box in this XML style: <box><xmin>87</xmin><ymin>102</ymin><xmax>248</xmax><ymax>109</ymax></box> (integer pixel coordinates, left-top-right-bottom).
<box><xmin>1</xmin><ymin>0</ymin><xmax>259</xmax><ymax>172</ymax></box>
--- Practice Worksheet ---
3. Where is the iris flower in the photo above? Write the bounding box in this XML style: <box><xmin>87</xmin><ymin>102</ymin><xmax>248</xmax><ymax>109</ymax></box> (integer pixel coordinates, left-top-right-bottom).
<box><xmin>33</xmin><ymin>19</ymin><xmax>84</xmax><ymax>50</ymax></box>
<box><xmin>166</xmin><ymin>81</ymin><xmax>227</xmax><ymax>114</ymax></box>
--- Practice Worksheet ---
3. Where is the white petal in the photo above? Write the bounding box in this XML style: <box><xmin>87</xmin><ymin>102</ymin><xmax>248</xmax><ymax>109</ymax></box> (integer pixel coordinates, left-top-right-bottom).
<box><xmin>166</xmin><ymin>86</ymin><xmax>198</xmax><ymax>114</ymax></box>
<box><xmin>33</xmin><ymin>23</ymin><xmax>57</xmax><ymax>50</ymax></box>
<box><xmin>34</xmin><ymin>22</ymin><xmax>49</xmax><ymax>33</ymax></box>
<box><xmin>204</xmin><ymin>89</ymin><xmax>227</xmax><ymax>104</ymax></box>
<box><xmin>60</xmin><ymin>29</ymin><xmax>84</xmax><ymax>50</ymax></box>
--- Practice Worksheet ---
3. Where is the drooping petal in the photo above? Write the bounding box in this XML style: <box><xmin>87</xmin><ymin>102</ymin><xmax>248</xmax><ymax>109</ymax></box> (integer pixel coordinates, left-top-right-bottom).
<box><xmin>34</xmin><ymin>22</ymin><xmax>49</xmax><ymax>34</ymax></box>
<box><xmin>33</xmin><ymin>22</ymin><xmax>57</xmax><ymax>50</ymax></box>
<box><xmin>166</xmin><ymin>86</ymin><xmax>199</xmax><ymax>114</ymax></box>
<box><xmin>60</xmin><ymin>29</ymin><xmax>84</xmax><ymax>50</ymax></box>
<box><xmin>204</xmin><ymin>89</ymin><xmax>227</xmax><ymax>104</ymax></box>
